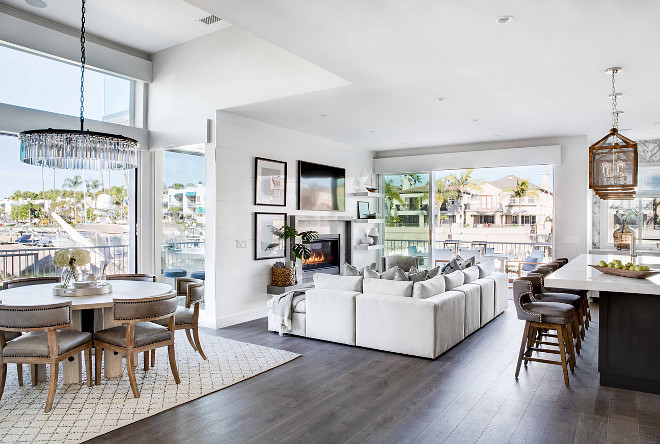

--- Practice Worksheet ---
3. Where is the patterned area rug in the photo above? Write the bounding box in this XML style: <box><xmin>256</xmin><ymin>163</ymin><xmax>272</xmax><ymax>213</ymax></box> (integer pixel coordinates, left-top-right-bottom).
<box><xmin>0</xmin><ymin>333</ymin><xmax>300</xmax><ymax>443</ymax></box>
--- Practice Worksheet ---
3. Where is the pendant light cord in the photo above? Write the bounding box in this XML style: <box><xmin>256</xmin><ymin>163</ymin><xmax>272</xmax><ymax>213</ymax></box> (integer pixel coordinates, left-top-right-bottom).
<box><xmin>80</xmin><ymin>0</ymin><xmax>86</xmax><ymax>132</ymax></box>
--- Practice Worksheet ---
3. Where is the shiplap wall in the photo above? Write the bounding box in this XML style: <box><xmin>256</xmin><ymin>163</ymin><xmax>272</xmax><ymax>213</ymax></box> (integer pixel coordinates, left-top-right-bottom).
<box><xmin>210</xmin><ymin>111</ymin><xmax>376</xmax><ymax>327</ymax></box>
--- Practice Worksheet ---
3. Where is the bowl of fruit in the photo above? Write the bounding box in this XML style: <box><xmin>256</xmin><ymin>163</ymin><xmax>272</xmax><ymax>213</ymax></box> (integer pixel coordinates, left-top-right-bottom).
<box><xmin>589</xmin><ymin>259</ymin><xmax>660</xmax><ymax>279</ymax></box>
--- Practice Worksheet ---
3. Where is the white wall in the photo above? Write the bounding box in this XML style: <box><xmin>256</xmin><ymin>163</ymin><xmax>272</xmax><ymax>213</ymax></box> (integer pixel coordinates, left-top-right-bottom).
<box><xmin>375</xmin><ymin>135</ymin><xmax>590</xmax><ymax>260</ymax></box>
<box><xmin>209</xmin><ymin>111</ymin><xmax>374</xmax><ymax>328</ymax></box>
<box><xmin>148</xmin><ymin>26</ymin><xmax>349</xmax><ymax>149</ymax></box>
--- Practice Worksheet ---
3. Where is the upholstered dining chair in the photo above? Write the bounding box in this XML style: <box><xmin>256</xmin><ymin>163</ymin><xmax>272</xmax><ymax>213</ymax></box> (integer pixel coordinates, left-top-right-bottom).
<box><xmin>0</xmin><ymin>301</ymin><xmax>93</xmax><ymax>412</ymax></box>
<box><xmin>2</xmin><ymin>276</ymin><xmax>61</xmax><ymax>386</ymax></box>
<box><xmin>93</xmin><ymin>293</ymin><xmax>180</xmax><ymax>398</ymax></box>
<box><xmin>152</xmin><ymin>281</ymin><xmax>206</xmax><ymax>363</ymax></box>
<box><xmin>0</xmin><ymin>300</ymin><xmax>23</xmax><ymax>386</ymax></box>
<box><xmin>105</xmin><ymin>273</ymin><xmax>156</xmax><ymax>282</ymax></box>
<box><xmin>2</xmin><ymin>276</ymin><xmax>61</xmax><ymax>290</ymax></box>
<box><xmin>513</xmin><ymin>279</ymin><xmax>576</xmax><ymax>386</ymax></box>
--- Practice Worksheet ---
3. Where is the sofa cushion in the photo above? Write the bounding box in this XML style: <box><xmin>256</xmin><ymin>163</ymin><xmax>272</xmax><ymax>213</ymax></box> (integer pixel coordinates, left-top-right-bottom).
<box><xmin>412</xmin><ymin>274</ymin><xmax>446</xmax><ymax>299</ymax></box>
<box><xmin>463</xmin><ymin>266</ymin><xmax>480</xmax><ymax>284</ymax></box>
<box><xmin>313</xmin><ymin>273</ymin><xmax>363</xmax><ymax>292</ymax></box>
<box><xmin>3</xmin><ymin>330</ymin><xmax>91</xmax><ymax>358</ymax></box>
<box><xmin>363</xmin><ymin>278</ymin><xmax>413</xmax><ymax>297</ymax></box>
<box><xmin>477</xmin><ymin>262</ymin><xmax>493</xmax><ymax>278</ymax></box>
<box><xmin>444</xmin><ymin>270</ymin><xmax>465</xmax><ymax>290</ymax></box>
<box><xmin>95</xmin><ymin>323</ymin><xmax>172</xmax><ymax>348</ymax></box>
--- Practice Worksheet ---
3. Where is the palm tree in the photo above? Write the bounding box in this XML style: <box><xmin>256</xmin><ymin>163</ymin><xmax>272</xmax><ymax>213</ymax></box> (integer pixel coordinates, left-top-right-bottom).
<box><xmin>86</xmin><ymin>179</ymin><xmax>101</xmax><ymax>208</ymax></box>
<box><xmin>445</xmin><ymin>170</ymin><xmax>483</xmax><ymax>226</ymax></box>
<box><xmin>384</xmin><ymin>179</ymin><xmax>404</xmax><ymax>218</ymax></box>
<box><xmin>509</xmin><ymin>178</ymin><xmax>538</xmax><ymax>225</ymax></box>
<box><xmin>63</xmin><ymin>175</ymin><xmax>83</xmax><ymax>223</ymax></box>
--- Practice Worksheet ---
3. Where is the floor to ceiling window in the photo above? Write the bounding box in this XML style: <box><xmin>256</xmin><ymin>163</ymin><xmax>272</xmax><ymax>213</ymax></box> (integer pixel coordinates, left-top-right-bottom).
<box><xmin>383</xmin><ymin>173</ymin><xmax>430</xmax><ymax>268</ymax></box>
<box><xmin>155</xmin><ymin>147</ymin><xmax>206</xmax><ymax>304</ymax></box>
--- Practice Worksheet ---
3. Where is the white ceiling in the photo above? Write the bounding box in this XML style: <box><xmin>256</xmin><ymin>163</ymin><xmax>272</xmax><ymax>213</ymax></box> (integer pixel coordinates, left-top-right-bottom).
<box><xmin>185</xmin><ymin>0</ymin><xmax>660</xmax><ymax>150</ymax></box>
<box><xmin>0</xmin><ymin>0</ymin><xmax>231</xmax><ymax>53</ymax></box>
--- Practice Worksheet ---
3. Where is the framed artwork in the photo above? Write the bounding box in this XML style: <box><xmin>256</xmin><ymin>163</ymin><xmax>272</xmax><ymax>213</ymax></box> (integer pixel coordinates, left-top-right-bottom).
<box><xmin>255</xmin><ymin>157</ymin><xmax>287</xmax><ymax>206</ymax></box>
<box><xmin>255</xmin><ymin>212</ymin><xmax>287</xmax><ymax>260</ymax></box>
<box><xmin>357</xmin><ymin>201</ymin><xmax>370</xmax><ymax>219</ymax></box>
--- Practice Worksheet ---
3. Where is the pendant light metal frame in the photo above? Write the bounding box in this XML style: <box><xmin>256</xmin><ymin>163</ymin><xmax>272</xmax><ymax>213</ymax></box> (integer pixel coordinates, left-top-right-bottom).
<box><xmin>18</xmin><ymin>0</ymin><xmax>138</xmax><ymax>170</ymax></box>
<box><xmin>589</xmin><ymin>67</ymin><xmax>638</xmax><ymax>200</ymax></box>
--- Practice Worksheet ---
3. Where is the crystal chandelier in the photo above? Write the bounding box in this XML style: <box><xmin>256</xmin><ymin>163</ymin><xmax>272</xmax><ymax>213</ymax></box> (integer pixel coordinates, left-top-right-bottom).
<box><xmin>588</xmin><ymin>67</ymin><xmax>637</xmax><ymax>200</ymax></box>
<box><xmin>19</xmin><ymin>0</ymin><xmax>138</xmax><ymax>170</ymax></box>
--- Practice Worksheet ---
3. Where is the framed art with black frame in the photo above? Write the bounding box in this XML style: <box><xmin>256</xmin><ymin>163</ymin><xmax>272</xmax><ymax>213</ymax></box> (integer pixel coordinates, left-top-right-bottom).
<box><xmin>254</xmin><ymin>212</ymin><xmax>287</xmax><ymax>260</ymax></box>
<box><xmin>255</xmin><ymin>157</ymin><xmax>287</xmax><ymax>206</ymax></box>
<box><xmin>357</xmin><ymin>201</ymin><xmax>370</xmax><ymax>219</ymax></box>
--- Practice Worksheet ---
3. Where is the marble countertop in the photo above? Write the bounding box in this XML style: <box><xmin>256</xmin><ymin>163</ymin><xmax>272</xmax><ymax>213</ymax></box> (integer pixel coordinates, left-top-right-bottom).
<box><xmin>545</xmin><ymin>254</ymin><xmax>660</xmax><ymax>295</ymax></box>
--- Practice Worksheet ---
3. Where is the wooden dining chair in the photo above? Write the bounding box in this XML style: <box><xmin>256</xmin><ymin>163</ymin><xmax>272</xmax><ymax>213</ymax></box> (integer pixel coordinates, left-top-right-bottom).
<box><xmin>2</xmin><ymin>276</ymin><xmax>61</xmax><ymax>290</ymax></box>
<box><xmin>105</xmin><ymin>274</ymin><xmax>156</xmax><ymax>282</ymax></box>
<box><xmin>0</xmin><ymin>301</ymin><xmax>93</xmax><ymax>412</ymax></box>
<box><xmin>152</xmin><ymin>281</ymin><xmax>207</xmax><ymax>363</ymax></box>
<box><xmin>93</xmin><ymin>293</ymin><xmax>180</xmax><ymax>398</ymax></box>
<box><xmin>0</xmin><ymin>300</ymin><xmax>24</xmax><ymax>386</ymax></box>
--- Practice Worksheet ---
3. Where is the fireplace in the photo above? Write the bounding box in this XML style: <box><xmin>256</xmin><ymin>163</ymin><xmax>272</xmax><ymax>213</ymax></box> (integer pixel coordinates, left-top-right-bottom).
<box><xmin>301</xmin><ymin>236</ymin><xmax>340</xmax><ymax>281</ymax></box>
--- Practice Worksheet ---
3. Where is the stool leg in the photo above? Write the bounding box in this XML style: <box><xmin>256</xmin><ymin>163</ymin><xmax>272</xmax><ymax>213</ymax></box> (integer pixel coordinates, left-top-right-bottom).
<box><xmin>524</xmin><ymin>325</ymin><xmax>536</xmax><ymax>367</ymax></box>
<box><xmin>573</xmin><ymin>316</ymin><xmax>581</xmax><ymax>355</ymax></box>
<box><xmin>150</xmin><ymin>349</ymin><xmax>155</xmax><ymax>367</ymax></box>
<box><xmin>556</xmin><ymin>325</ymin><xmax>570</xmax><ymax>386</ymax></box>
<box><xmin>516</xmin><ymin>322</ymin><xmax>530</xmax><ymax>378</ymax></box>
<box><xmin>565</xmin><ymin>324</ymin><xmax>575</xmax><ymax>372</ymax></box>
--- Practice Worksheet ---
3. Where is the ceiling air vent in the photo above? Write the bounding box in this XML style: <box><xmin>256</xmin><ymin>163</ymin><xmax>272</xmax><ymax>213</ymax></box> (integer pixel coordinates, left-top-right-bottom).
<box><xmin>199</xmin><ymin>15</ymin><xmax>222</xmax><ymax>25</ymax></box>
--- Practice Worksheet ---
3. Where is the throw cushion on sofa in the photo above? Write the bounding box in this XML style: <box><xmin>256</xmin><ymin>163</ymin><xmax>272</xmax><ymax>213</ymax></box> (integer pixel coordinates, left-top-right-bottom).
<box><xmin>342</xmin><ymin>261</ymin><xmax>376</xmax><ymax>276</ymax></box>
<box><xmin>476</xmin><ymin>262</ymin><xmax>493</xmax><ymax>278</ymax></box>
<box><xmin>427</xmin><ymin>265</ymin><xmax>442</xmax><ymax>279</ymax></box>
<box><xmin>461</xmin><ymin>256</ymin><xmax>476</xmax><ymax>269</ymax></box>
<box><xmin>442</xmin><ymin>255</ymin><xmax>464</xmax><ymax>274</ymax></box>
<box><xmin>444</xmin><ymin>270</ymin><xmax>465</xmax><ymax>290</ymax></box>
<box><xmin>363</xmin><ymin>277</ymin><xmax>413</xmax><ymax>297</ymax></box>
<box><xmin>463</xmin><ymin>266</ymin><xmax>480</xmax><ymax>284</ymax></box>
<box><xmin>380</xmin><ymin>266</ymin><xmax>400</xmax><ymax>280</ymax></box>
<box><xmin>406</xmin><ymin>267</ymin><xmax>428</xmax><ymax>282</ymax></box>
<box><xmin>363</xmin><ymin>266</ymin><xmax>403</xmax><ymax>280</ymax></box>
<box><xmin>363</xmin><ymin>267</ymin><xmax>381</xmax><ymax>279</ymax></box>
<box><xmin>393</xmin><ymin>268</ymin><xmax>410</xmax><ymax>281</ymax></box>
<box><xmin>412</xmin><ymin>274</ymin><xmax>446</xmax><ymax>299</ymax></box>
<box><xmin>313</xmin><ymin>273</ymin><xmax>363</xmax><ymax>292</ymax></box>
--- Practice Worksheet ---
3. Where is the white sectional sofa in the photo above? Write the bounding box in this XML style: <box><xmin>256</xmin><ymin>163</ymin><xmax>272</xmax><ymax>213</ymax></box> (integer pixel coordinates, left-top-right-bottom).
<box><xmin>267</xmin><ymin>264</ymin><xmax>508</xmax><ymax>359</ymax></box>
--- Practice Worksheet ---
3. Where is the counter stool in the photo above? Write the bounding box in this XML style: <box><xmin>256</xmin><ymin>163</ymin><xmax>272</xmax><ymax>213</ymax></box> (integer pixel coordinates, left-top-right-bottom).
<box><xmin>164</xmin><ymin>269</ymin><xmax>187</xmax><ymax>279</ymax></box>
<box><xmin>518</xmin><ymin>274</ymin><xmax>583</xmax><ymax>355</ymax></box>
<box><xmin>189</xmin><ymin>271</ymin><xmax>205</xmax><ymax>280</ymax></box>
<box><xmin>534</xmin><ymin>265</ymin><xmax>590</xmax><ymax>334</ymax></box>
<box><xmin>106</xmin><ymin>274</ymin><xmax>156</xmax><ymax>282</ymax></box>
<box><xmin>513</xmin><ymin>279</ymin><xmax>576</xmax><ymax>386</ymax></box>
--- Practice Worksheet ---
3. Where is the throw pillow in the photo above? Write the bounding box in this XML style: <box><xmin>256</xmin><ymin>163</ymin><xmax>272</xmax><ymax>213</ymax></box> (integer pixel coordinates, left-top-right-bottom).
<box><xmin>442</xmin><ymin>255</ymin><xmax>464</xmax><ymax>275</ymax></box>
<box><xmin>476</xmin><ymin>262</ymin><xmax>493</xmax><ymax>278</ymax></box>
<box><xmin>380</xmin><ymin>266</ymin><xmax>399</xmax><ymax>280</ymax></box>
<box><xmin>463</xmin><ymin>266</ymin><xmax>480</xmax><ymax>283</ymax></box>
<box><xmin>363</xmin><ymin>267</ymin><xmax>380</xmax><ymax>279</ymax></box>
<box><xmin>427</xmin><ymin>265</ymin><xmax>442</xmax><ymax>279</ymax></box>
<box><xmin>342</xmin><ymin>262</ymin><xmax>360</xmax><ymax>276</ymax></box>
<box><xmin>521</xmin><ymin>256</ymin><xmax>539</xmax><ymax>272</ymax></box>
<box><xmin>407</xmin><ymin>267</ymin><xmax>428</xmax><ymax>282</ymax></box>
<box><xmin>460</xmin><ymin>256</ymin><xmax>476</xmax><ymax>269</ymax></box>
<box><xmin>393</xmin><ymin>268</ymin><xmax>409</xmax><ymax>281</ymax></box>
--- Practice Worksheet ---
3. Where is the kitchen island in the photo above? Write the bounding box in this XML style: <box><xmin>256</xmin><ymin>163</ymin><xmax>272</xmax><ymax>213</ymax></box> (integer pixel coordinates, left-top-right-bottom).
<box><xmin>545</xmin><ymin>253</ymin><xmax>660</xmax><ymax>394</ymax></box>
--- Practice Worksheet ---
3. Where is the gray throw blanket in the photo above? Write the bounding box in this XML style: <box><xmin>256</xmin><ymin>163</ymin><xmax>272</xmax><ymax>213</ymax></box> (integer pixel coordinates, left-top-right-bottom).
<box><xmin>271</xmin><ymin>290</ymin><xmax>306</xmax><ymax>335</ymax></box>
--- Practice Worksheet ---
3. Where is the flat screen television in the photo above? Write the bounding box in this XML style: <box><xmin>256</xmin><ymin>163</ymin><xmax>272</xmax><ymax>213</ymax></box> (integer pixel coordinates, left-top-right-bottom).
<box><xmin>298</xmin><ymin>161</ymin><xmax>345</xmax><ymax>211</ymax></box>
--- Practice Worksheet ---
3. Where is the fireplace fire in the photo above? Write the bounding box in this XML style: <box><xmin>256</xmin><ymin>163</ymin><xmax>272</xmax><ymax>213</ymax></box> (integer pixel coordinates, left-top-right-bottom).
<box><xmin>301</xmin><ymin>237</ymin><xmax>340</xmax><ymax>272</ymax></box>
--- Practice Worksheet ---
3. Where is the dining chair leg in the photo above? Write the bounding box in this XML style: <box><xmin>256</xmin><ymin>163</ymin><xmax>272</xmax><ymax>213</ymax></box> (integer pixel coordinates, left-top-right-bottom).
<box><xmin>150</xmin><ymin>349</ymin><xmax>155</xmax><ymax>367</ymax></box>
<box><xmin>185</xmin><ymin>329</ymin><xmax>197</xmax><ymax>351</ymax></box>
<box><xmin>45</xmin><ymin>363</ymin><xmax>59</xmax><ymax>413</ymax></box>
<box><xmin>0</xmin><ymin>363</ymin><xmax>6</xmax><ymax>401</ymax></box>
<box><xmin>30</xmin><ymin>364</ymin><xmax>38</xmax><ymax>386</ymax></box>
<box><xmin>515</xmin><ymin>322</ymin><xmax>530</xmax><ymax>378</ymax></box>
<box><xmin>556</xmin><ymin>325</ymin><xmax>570</xmax><ymax>386</ymax></box>
<box><xmin>143</xmin><ymin>351</ymin><xmax>149</xmax><ymax>371</ymax></box>
<box><xmin>16</xmin><ymin>364</ymin><xmax>23</xmax><ymax>386</ymax></box>
<box><xmin>168</xmin><ymin>344</ymin><xmax>180</xmax><ymax>384</ymax></box>
<box><xmin>126</xmin><ymin>353</ymin><xmax>140</xmax><ymax>398</ymax></box>
<box><xmin>192</xmin><ymin>327</ymin><xmax>207</xmax><ymax>360</ymax></box>
<box><xmin>84</xmin><ymin>348</ymin><xmax>92</xmax><ymax>387</ymax></box>
<box><xmin>95</xmin><ymin>346</ymin><xmax>102</xmax><ymax>385</ymax></box>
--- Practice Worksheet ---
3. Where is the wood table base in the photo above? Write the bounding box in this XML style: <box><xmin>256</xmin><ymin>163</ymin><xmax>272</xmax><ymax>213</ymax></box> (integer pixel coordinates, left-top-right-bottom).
<box><xmin>63</xmin><ymin>310</ymin><xmax>82</xmax><ymax>384</ymax></box>
<box><xmin>599</xmin><ymin>290</ymin><xmax>660</xmax><ymax>394</ymax></box>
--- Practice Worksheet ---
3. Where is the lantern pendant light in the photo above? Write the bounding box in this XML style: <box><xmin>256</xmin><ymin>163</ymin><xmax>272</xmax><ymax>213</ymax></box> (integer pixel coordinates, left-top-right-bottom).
<box><xmin>18</xmin><ymin>0</ymin><xmax>138</xmax><ymax>170</ymax></box>
<box><xmin>588</xmin><ymin>67</ymin><xmax>637</xmax><ymax>200</ymax></box>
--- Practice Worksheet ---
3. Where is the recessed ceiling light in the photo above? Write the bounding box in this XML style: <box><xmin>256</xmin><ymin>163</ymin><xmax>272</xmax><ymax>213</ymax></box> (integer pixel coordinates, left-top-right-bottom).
<box><xmin>496</xmin><ymin>16</ymin><xmax>514</xmax><ymax>24</ymax></box>
<box><xmin>368</xmin><ymin>131</ymin><xmax>376</xmax><ymax>133</ymax></box>
<box><xmin>473</xmin><ymin>119</ymin><xmax>479</xmax><ymax>122</ymax></box>
<box><xmin>493</xmin><ymin>134</ymin><xmax>501</xmax><ymax>137</ymax></box>
<box><xmin>653</xmin><ymin>122</ymin><xmax>660</xmax><ymax>125</ymax></box>
<box><xmin>25</xmin><ymin>0</ymin><xmax>47</xmax><ymax>7</ymax></box>
<box><xmin>320</xmin><ymin>114</ymin><xmax>327</xmax><ymax>117</ymax></box>
<box><xmin>437</xmin><ymin>97</ymin><xmax>446</xmax><ymax>101</ymax></box>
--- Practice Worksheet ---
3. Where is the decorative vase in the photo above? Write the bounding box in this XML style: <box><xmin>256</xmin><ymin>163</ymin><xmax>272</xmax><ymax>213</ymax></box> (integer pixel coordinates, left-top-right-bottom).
<box><xmin>361</xmin><ymin>236</ymin><xmax>374</xmax><ymax>245</ymax></box>
<box><xmin>295</xmin><ymin>261</ymin><xmax>303</xmax><ymax>284</ymax></box>
<box><xmin>61</xmin><ymin>267</ymin><xmax>80</xmax><ymax>288</ymax></box>
<box><xmin>613</xmin><ymin>222</ymin><xmax>634</xmax><ymax>250</ymax></box>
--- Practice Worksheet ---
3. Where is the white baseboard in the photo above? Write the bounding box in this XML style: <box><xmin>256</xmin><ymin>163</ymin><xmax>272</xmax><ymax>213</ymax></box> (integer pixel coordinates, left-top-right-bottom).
<box><xmin>199</xmin><ymin>306</ymin><xmax>268</xmax><ymax>329</ymax></box>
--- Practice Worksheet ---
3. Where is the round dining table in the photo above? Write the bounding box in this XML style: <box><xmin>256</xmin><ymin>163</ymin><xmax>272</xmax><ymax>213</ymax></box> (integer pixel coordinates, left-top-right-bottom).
<box><xmin>0</xmin><ymin>280</ymin><xmax>174</xmax><ymax>384</ymax></box>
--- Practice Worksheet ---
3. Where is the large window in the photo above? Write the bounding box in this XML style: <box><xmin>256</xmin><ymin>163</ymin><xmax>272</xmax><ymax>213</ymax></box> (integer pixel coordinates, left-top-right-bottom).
<box><xmin>156</xmin><ymin>148</ymin><xmax>206</xmax><ymax>305</ymax></box>
<box><xmin>383</xmin><ymin>173</ymin><xmax>429</xmax><ymax>267</ymax></box>
<box><xmin>0</xmin><ymin>45</ymin><xmax>132</xmax><ymax>125</ymax></box>
<box><xmin>0</xmin><ymin>134</ymin><xmax>134</xmax><ymax>283</ymax></box>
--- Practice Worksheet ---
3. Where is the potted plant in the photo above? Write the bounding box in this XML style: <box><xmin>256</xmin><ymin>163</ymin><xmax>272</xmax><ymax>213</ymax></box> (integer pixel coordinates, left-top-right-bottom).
<box><xmin>614</xmin><ymin>209</ymin><xmax>638</xmax><ymax>250</ymax></box>
<box><xmin>272</xmin><ymin>225</ymin><xmax>319</xmax><ymax>283</ymax></box>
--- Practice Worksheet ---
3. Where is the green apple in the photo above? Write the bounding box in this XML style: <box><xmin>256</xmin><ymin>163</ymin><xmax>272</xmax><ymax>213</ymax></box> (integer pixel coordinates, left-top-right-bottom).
<box><xmin>614</xmin><ymin>263</ymin><xmax>623</xmax><ymax>269</ymax></box>
<box><xmin>625</xmin><ymin>262</ymin><xmax>634</xmax><ymax>268</ymax></box>
<box><xmin>598</xmin><ymin>260</ymin><xmax>608</xmax><ymax>267</ymax></box>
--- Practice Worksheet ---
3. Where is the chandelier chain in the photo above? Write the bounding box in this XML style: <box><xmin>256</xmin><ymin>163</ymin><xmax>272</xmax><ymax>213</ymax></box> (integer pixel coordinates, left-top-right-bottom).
<box><xmin>611</xmin><ymin>68</ymin><xmax>618</xmax><ymax>129</ymax></box>
<box><xmin>80</xmin><ymin>0</ymin><xmax>86</xmax><ymax>131</ymax></box>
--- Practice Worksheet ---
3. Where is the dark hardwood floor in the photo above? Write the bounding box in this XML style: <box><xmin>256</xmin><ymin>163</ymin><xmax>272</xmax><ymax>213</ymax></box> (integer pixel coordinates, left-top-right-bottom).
<box><xmin>87</xmin><ymin>302</ymin><xmax>660</xmax><ymax>444</ymax></box>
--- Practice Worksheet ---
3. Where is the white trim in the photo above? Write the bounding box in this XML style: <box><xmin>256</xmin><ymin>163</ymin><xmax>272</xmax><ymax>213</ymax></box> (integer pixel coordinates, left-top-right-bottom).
<box><xmin>374</xmin><ymin>145</ymin><xmax>561</xmax><ymax>174</ymax></box>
